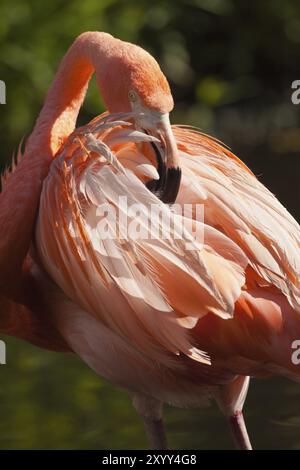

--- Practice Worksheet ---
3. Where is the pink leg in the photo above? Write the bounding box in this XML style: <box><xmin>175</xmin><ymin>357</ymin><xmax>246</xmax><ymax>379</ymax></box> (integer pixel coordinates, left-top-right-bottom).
<box><xmin>131</xmin><ymin>392</ymin><xmax>168</xmax><ymax>450</ymax></box>
<box><xmin>229</xmin><ymin>410</ymin><xmax>252</xmax><ymax>450</ymax></box>
<box><xmin>142</xmin><ymin>416</ymin><xmax>168</xmax><ymax>450</ymax></box>
<box><xmin>214</xmin><ymin>375</ymin><xmax>253</xmax><ymax>450</ymax></box>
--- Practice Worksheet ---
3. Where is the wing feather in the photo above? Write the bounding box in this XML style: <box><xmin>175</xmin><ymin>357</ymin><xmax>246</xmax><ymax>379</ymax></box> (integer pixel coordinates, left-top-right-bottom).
<box><xmin>36</xmin><ymin>116</ymin><xmax>249</xmax><ymax>367</ymax></box>
<box><xmin>173</xmin><ymin>126</ymin><xmax>300</xmax><ymax>312</ymax></box>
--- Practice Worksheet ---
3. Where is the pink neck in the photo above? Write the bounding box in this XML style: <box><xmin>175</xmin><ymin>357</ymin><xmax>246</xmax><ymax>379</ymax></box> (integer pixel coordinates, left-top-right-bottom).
<box><xmin>0</xmin><ymin>32</ymin><xmax>114</xmax><ymax>297</ymax></box>
<box><xmin>27</xmin><ymin>31</ymin><xmax>113</xmax><ymax>156</ymax></box>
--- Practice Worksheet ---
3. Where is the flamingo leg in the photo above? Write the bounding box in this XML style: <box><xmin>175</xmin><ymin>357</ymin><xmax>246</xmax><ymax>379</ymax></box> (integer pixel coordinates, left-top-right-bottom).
<box><xmin>228</xmin><ymin>410</ymin><xmax>252</xmax><ymax>450</ymax></box>
<box><xmin>142</xmin><ymin>416</ymin><xmax>168</xmax><ymax>450</ymax></box>
<box><xmin>214</xmin><ymin>375</ymin><xmax>253</xmax><ymax>450</ymax></box>
<box><xmin>131</xmin><ymin>393</ymin><xmax>168</xmax><ymax>450</ymax></box>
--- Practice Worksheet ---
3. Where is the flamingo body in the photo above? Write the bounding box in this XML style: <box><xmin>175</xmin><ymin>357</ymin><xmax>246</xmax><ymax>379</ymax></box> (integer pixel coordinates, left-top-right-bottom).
<box><xmin>1</xmin><ymin>32</ymin><xmax>299</xmax><ymax>449</ymax></box>
<box><xmin>35</xmin><ymin>112</ymin><xmax>300</xmax><ymax>406</ymax></box>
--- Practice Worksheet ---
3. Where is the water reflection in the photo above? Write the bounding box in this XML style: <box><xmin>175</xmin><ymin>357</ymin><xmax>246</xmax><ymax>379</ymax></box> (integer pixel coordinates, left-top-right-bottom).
<box><xmin>0</xmin><ymin>336</ymin><xmax>299</xmax><ymax>449</ymax></box>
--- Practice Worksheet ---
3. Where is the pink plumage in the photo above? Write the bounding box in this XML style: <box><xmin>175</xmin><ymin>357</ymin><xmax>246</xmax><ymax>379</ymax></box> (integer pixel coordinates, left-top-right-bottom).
<box><xmin>1</xmin><ymin>32</ymin><xmax>299</xmax><ymax>450</ymax></box>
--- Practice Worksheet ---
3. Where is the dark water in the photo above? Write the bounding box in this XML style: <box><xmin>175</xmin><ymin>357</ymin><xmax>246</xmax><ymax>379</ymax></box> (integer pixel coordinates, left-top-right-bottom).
<box><xmin>0</xmin><ymin>336</ymin><xmax>300</xmax><ymax>450</ymax></box>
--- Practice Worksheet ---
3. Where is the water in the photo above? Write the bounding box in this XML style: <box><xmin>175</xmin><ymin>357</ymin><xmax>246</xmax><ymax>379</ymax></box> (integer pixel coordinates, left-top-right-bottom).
<box><xmin>0</xmin><ymin>336</ymin><xmax>300</xmax><ymax>450</ymax></box>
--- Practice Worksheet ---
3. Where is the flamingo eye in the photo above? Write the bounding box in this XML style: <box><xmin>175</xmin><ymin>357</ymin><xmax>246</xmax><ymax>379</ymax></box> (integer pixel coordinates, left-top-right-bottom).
<box><xmin>128</xmin><ymin>90</ymin><xmax>138</xmax><ymax>102</ymax></box>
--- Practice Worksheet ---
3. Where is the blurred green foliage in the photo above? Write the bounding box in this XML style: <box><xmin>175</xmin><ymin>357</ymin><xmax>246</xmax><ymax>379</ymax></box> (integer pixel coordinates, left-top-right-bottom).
<box><xmin>1</xmin><ymin>338</ymin><xmax>300</xmax><ymax>449</ymax></box>
<box><xmin>0</xmin><ymin>0</ymin><xmax>299</xmax><ymax>215</ymax></box>
<box><xmin>0</xmin><ymin>0</ymin><xmax>300</xmax><ymax>449</ymax></box>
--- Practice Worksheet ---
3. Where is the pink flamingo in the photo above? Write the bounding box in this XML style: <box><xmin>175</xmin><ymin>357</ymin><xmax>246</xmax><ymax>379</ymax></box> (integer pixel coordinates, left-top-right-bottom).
<box><xmin>1</xmin><ymin>32</ymin><xmax>300</xmax><ymax>450</ymax></box>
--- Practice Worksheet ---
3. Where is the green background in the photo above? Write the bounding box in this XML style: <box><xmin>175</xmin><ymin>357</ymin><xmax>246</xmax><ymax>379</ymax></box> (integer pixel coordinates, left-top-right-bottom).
<box><xmin>0</xmin><ymin>0</ymin><xmax>300</xmax><ymax>449</ymax></box>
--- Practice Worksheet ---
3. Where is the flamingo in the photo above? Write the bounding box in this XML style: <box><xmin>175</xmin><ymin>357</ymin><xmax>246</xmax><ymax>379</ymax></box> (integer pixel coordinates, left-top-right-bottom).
<box><xmin>1</xmin><ymin>32</ymin><xmax>300</xmax><ymax>451</ymax></box>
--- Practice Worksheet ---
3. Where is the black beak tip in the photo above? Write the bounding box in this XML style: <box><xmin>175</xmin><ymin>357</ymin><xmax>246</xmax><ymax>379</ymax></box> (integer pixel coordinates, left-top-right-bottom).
<box><xmin>161</xmin><ymin>166</ymin><xmax>182</xmax><ymax>204</ymax></box>
<box><xmin>146</xmin><ymin>141</ymin><xmax>181</xmax><ymax>205</ymax></box>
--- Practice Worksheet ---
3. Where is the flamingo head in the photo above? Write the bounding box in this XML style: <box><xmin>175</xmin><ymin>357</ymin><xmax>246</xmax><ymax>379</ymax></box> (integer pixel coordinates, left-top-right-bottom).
<box><xmin>96</xmin><ymin>35</ymin><xmax>181</xmax><ymax>203</ymax></box>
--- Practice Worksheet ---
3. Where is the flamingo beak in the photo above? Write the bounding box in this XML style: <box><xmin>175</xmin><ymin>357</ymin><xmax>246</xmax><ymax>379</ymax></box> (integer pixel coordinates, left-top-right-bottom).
<box><xmin>143</xmin><ymin>113</ymin><xmax>182</xmax><ymax>204</ymax></box>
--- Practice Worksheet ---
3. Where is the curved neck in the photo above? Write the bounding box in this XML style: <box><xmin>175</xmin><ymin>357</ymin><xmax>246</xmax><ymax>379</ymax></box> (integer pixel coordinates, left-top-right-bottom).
<box><xmin>0</xmin><ymin>32</ymin><xmax>113</xmax><ymax>295</ymax></box>
<box><xmin>27</xmin><ymin>32</ymin><xmax>113</xmax><ymax>156</ymax></box>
